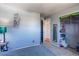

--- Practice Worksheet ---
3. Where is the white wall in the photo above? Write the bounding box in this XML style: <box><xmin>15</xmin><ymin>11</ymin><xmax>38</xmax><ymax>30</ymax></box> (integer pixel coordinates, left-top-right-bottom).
<box><xmin>0</xmin><ymin>4</ymin><xmax>40</xmax><ymax>50</ymax></box>
<box><xmin>51</xmin><ymin>5</ymin><xmax>79</xmax><ymax>47</ymax></box>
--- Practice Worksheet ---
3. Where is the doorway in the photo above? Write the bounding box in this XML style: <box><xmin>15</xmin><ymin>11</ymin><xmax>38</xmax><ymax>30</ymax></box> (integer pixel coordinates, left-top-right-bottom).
<box><xmin>40</xmin><ymin>19</ymin><xmax>43</xmax><ymax>44</ymax></box>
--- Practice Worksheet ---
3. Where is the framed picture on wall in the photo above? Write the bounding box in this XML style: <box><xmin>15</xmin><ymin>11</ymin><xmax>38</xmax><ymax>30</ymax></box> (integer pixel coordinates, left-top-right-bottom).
<box><xmin>13</xmin><ymin>13</ymin><xmax>21</xmax><ymax>27</ymax></box>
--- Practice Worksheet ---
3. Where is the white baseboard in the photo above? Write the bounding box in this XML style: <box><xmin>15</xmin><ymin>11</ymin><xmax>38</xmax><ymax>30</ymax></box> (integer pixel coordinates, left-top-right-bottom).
<box><xmin>5</xmin><ymin>44</ymin><xmax>40</xmax><ymax>53</ymax></box>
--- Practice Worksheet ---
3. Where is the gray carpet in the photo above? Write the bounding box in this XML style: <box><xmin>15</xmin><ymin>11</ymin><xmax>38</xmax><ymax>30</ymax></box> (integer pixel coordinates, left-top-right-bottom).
<box><xmin>0</xmin><ymin>45</ymin><xmax>55</xmax><ymax>56</ymax></box>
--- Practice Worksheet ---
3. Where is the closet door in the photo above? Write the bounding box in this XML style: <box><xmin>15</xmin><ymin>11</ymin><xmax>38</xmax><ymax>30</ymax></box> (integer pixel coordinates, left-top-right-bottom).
<box><xmin>65</xmin><ymin>23</ymin><xmax>75</xmax><ymax>48</ymax></box>
<box><xmin>74</xmin><ymin>23</ymin><xmax>79</xmax><ymax>48</ymax></box>
<box><xmin>65</xmin><ymin>18</ymin><xmax>79</xmax><ymax>48</ymax></box>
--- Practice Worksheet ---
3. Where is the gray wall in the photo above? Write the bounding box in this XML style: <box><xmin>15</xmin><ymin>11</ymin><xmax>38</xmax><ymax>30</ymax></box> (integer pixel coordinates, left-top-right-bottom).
<box><xmin>0</xmin><ymin>4</ymin><xmax>40</xmax><ymax>50</ymax></box>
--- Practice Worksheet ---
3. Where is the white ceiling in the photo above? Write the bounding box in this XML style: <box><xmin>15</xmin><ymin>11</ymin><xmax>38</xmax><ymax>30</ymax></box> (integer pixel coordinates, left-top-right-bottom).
<box><xmin>0</xmin><ymin>3</ymin><xmax>78</xmax><ymax>16</ymax></box>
